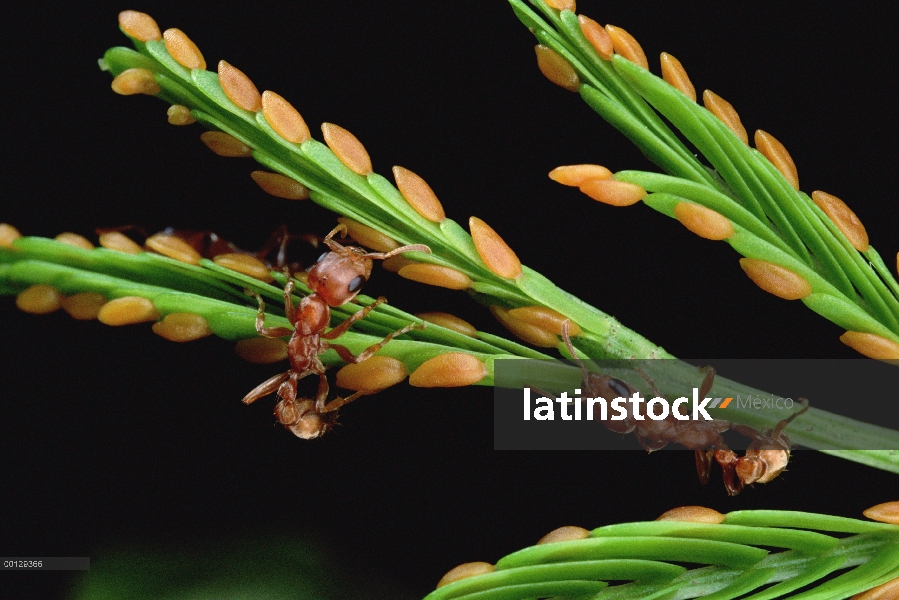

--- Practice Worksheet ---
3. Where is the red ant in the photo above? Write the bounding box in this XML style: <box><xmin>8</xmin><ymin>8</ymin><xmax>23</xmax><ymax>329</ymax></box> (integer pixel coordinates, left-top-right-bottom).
<box><xmin>241</xmin><ymin>224</ymin><xmax>430</xmax><ymax>439</ymax></box>
<box><xmin>561</xmin><ymin>321</ymin><xmax>809</xmax><ymax>495</ymax></box>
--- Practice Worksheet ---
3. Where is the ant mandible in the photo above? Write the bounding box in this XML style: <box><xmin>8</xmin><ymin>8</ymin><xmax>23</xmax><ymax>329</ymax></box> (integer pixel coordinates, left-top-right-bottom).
<box><xmin>561</xmin><ymin>321</ymin><xmax>809</xmax><ymax>495</ymax></box>
<box><xmin>241</xmin><ymin>224</ymin><xmax>430</xmax><ymax>439</ymax></box>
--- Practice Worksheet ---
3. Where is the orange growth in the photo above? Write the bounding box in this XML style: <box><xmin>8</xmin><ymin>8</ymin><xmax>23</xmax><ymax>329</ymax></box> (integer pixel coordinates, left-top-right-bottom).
<box><xmin>470</xmin><ymin>217</ymin><xmax>522</xmax><ymax>279</ymax></box>
<box><xmin>534</xmin><ymin>45</ymin><xmax>580</xmax><ymax>92</ymax></box>
<box><xmin>660</xmin><ymin>52</ymin><xmax>696</xmax><ymax>102</ymax></box>
<box><xmin>703</xmin><ymin>90</ymin><xmax>748</xmax><ymax>144</ymax></box>
<box><xmin>218</xmin><ymin>60</ymin><xmax>263</xmax><ymax>112</ymax></box>
<box><xmin>605</xmin><ymin>25</ymin><xmax>648</xmax><ymax>70</ymax></box>
<box><xmin>163</xmin><ymin>28</ymin><xmax>206</xmax><ymax>70</ymax></box>
<box><xmin>321</xmin><ymin>123</ymin><xmax>373</xmax><ymax>175</ymax></box>
<box><xmin>739</xmin><ymin>258</ymin><xmax>812</xmax><ymax>300</ymax></box>
<box><xmin>393</xmin><ymin>166</ymin><xmax>446</xmax><ymax>222</ymax></box>
<box><xmin>811</xmin><ymin>190</ymin><xmax>869</xmax><ymax>252</ymax></box>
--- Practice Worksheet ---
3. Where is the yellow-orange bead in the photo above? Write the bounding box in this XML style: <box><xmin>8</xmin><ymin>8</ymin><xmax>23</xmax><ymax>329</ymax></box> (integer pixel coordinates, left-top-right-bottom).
<box><xmin>213</xmin><ymin>253</ymin><xmax>274</xmax><ymax>282</ymax></box>
<box><xmin>605</xmin><ymin>25</ymin><xmax>648</xmax><ymax>70</ymax></box>
<box><xmin>409</xmin><ymin>353</ymin><xmax>487</xmax><ymax>387</ymax></box>
<box><xmin>61</xmin><ymin>292</ymin><xmax>106</xmax><ymax>320</ymax></box>
<box><xmin>167</xmin><ymin>104</ymin><xmax>196</xmax><ymax>126</ymax></box>
<box><xmin>436</xmin><ymin>562</ymin><xmax>495</xmax><ymax>589</ymax></box>
<box><xmin>811</xmin><ymin>190</ymin><xmax>869</xmax><ymax>252</ymax></box>
<box><xmin>850</xmin><ymin>578</ymin><xmax>899</xmax><ymax>600</ymax></box>
<box><xmin>97</xmin><ymin>296</ymin><xmax>160</xmax><ymax>325</ymax></box>
<box><xmin>739</xmin><ymin>258</ymin><xmax>812</xmax><ymax>300</ymax></box>
<box><xmin>16</xmin><ymin>285</ymin><xmax>62</xmax><ymax>314</ymax></box>
<box><xmin>54</xmin><ymin>232</ymin><xmax>94</xmax><ymax>249</ymax></box>
<box><xmin>0</xmin><ymin>223</ymin><xmax>22</xmax><ymax>248</ymax></box>
<box><xmin>118</xmin><ymin>10</ymin><xmax>161</xmax><ymax>42</ymax></box>
<box><xmin>250</xmin><ymin>171</ymin><xmax>310</xmax><ymax>200</ymax></box>
<box><xmin>163</xmin><ymin>28</ymin><xmax>206</xmax><ymax>70</ymax></box>
<box><xmin>336</xmin><ymin>217</ymin><xmax>399</xmax><ymax>253</ymax></box>
<box><xmin>235</xmin><ymin>337</ymin><xmax>289</xmax><ymax>364</ymax></box>
<box><xmin>507</xmin><ymin>306</ymin><xmax>581</xmax><ymax>337</ymax></box>
<box><xmin>261</xmin><ymin>90</ymin><xmax>311</xmax><ymax>143</ymax></box>
<box><xmin>755</xmin><ymin>130</ymin><xmax>799</xmax><ymax>191</ymax></box>
<box><xmin>336</xmin><ymin>356</ymin><xmax>407</xmax><ymax>392</ymax></box>
<box><xmin>548</xmin><ymin>164</ymin><xmax>612</xmax><ymax>187</ymax></box>
<box><xmin>673</xmin><ymin>202</ymin><xmax>735</xmax><ymax>240</ymax></box>
<box><xmin>321</xmin><ymin>123</ymin><xmax>373</xmax><ymax>175</ymax></box>
<box><xmin>218</xmin><ymin>60</ymin><xmax>262</xmax><ymax>112</ymax></box>
<box><xmin>152</xmin><ymin>312</ymin><xmax>213</xmax><ymax>342</ymax></box>
<box><xmin>393</xmin><ymin>166</ymin><xmax>446</xmax><ymax>222</ymax></box>
<box><xmin>398</xmin><ymin>264</ymin><xmax>472</xmax><ymax>290</ymax></box>
<box><xmin>537</xmin><ymin>526</ymin><xmax>589</xmax><ymax>545</ymax></box>
<box><xmin>415</xmin><ymin>312</ymin><xmax>478</xmax><ymax>338</ymax></box>
<box><xmin>579</xmin><ymin>179</ymin><xmax>645</xmax><ymax>206</ymax></box>
<box><xmin>99</xmin><ymin>231</ymin><xmax>142</xmax><ymax>254</ymax></box>
<box><xmin>656</xmin><ymin>506</ymin><xmax>725</xmax><ymax>524</ymax></box>
<box><xmin>703</xmin><ymin>90</ymin><xmax>748</xmax><ymax>145</ymax></box>
<box><xmin>111</xmin><ymin>68</ymin><xmax>161</xmax><ymax>96</ymax></box>
<box><xmin>200</xmin><ymin>131</ymin><xmax>253</xmax><ymax>157</ymax></box>
<box><xmin>544</xmin><ymin>0</ymin><xmax>575</xmax><ymax>10</ymax></box>
<box><xmin>839</xmin><ymin>332</ymin><xmax>899</xmax><ymax>360</ymax></box>
<box><xmin>863</xmin><ymin>501</ymin><xmax>899</xmax><ymax>525</ymax></box>
<box><xmin>469</xmin><ymin>217</ymin><xmax>522</xmax><ymax>279</ymax></box>
<box><xmin>534</xmin><ymin>45</ymin><xmax>580</xmax><ymax>92</ymax></box>
<box><xmin>660</xmin><ymin>52</ymin><xmax>696</xmax><ymax>102</ymax></box>
<box><xmin>578</xmin><ymin>15</ymin><xmax>613</xmax><ymax>61</ymax></box>
<box><xmin>145</xmin><ymin>233</ymin><xmax>202</xmax><ymax>265</ymax></box>
<box><xmin>491</xmin><ymin>306</ymin><xmax>560</xmax><ymax>348</ymax></box>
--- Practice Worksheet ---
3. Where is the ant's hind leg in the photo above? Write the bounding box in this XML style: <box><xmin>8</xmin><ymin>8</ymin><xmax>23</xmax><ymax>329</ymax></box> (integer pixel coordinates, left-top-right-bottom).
<box><xmin>714</xmin><ymin>449</ymin><xmax>744</xmax><ymax>496</ymax></box>
<box><xmin>329</xmin><ymin>320</ymin><xmax>425</xmax><ymax>364</ymax></box>
<box><xmin>695</xmin><ymin>449</ymin><xmax>714</xmax><ymax>485</ymax></box>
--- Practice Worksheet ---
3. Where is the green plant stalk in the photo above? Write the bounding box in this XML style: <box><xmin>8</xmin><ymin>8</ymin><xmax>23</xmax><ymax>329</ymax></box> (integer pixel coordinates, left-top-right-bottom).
<box><xmin>510</xmin><ymin>0</ymin><xmax>899</xmax><ymax>346</ymax></box>
<box><xmin>424</xmin><ymin>510</ymin><xmax>899</xmax><ymax>600</ymax></box>
<box><xmin>100</xmin><ymin>36</ymin><xmax>673</xmax><ymax>363</ymax></box>
<box><xmin>5</xmin><ymin>238</ymin><xmax>899</xmax><ymax>471</ymax></box>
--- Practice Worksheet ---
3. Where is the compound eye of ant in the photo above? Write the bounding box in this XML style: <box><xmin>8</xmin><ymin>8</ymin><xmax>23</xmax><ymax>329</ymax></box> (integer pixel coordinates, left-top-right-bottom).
<box><xmin>347</xmin><ymin>275</ymin><xmax>366</xmax><ymax>294</ymax></box>
<box><xmin>316</xmin><ymin>251</ymin><xmax>329</xmax><ymax>263</ymax></box>
<box><xmin>609</xmin><ymin>378</ymin><xmax>631</xmax><ymax>398</ymax></box>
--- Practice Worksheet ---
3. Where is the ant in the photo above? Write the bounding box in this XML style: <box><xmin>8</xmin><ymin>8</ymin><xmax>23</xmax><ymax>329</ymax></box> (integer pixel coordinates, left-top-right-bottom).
<box><xmin>561</xmin><ymin>321</ymin><xmax>809</xmax><ymax>495</ymax></box>
<box><xmin>241</xmin><ymin>224</ymin><xmax>430</xmax><ymax>439</ymax></box>
<box><xmin>96</xmin><ymin>224</ymin><xmax>319</xmax><ymax>270</ymax></box>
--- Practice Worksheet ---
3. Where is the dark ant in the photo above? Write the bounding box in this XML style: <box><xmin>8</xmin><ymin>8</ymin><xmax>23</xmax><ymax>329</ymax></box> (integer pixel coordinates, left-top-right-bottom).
<box><xmin>241</xmin><ymin>224</ymin><xmax>430</xmax><ymax>439</ymax></box>
<box><xmin>561</xmin><ymin>321</ymin><xmax>809</xmax><ymax>495</ymax></box>
<box><xmin>96</xmin><ymin>224</ymin><xmax>319</xmax><ymax>270</ymax></box>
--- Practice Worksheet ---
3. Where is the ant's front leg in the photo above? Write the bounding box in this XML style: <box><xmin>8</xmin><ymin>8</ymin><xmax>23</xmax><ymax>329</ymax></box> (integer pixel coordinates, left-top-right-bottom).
<box><xmin>248</xmin><ymin>292</ymin><xmax>293</xmax><ymax>338</ymax></box>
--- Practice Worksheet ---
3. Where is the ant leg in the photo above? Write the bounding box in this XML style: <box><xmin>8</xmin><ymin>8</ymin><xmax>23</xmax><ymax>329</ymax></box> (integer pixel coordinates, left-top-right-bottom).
<box><xmin>714</xmin><ymin>449</ymin><xmax>744</xmax><ymax>496</ymax></box>
<box><xmin>312</xmin><ymin>371</ymin><xmax>330</xmax><ymax>413</ymax></box>
<box><xmin>242</xmin><ymin>371</ymin><xmax>290</xmax><ymax>404</ymax></box>
<box><xmin>329</xmin><ymin>321</ymin><xmax>426</xmax><ymax>364</ymax></box>
<box><xmin>698</xmin><ymin>366</ymin><xmax>716</xmax><ymax>399</ymax></box>
<box><xmin>561</xmin><ymin>320</ymin><xmax>592</xmax><ymax>386</ymax></box>
<box><xmin>321</xmin><ymin>390</ymin><xmax>365</xmax><ymax>414</ymax></box>
<box><xmin>695</xmin><ymin>449</ymin><xmax>714</xmax><ymax>485</ymax></box>
<box><xmin>248</xmin><ymin>292</ymin><xmax>293</xmax><ymax>338</ymax></box>
<box><xmin>771</xmin><ymin>398</ymin><xmax>809</xmax><ymax>441</ymax></box>
<box><xmin>321</xmin><ymin>297</ymin><xmax>388</xmax><ymax>340</ymax></box>
<box><xmin>281</xmin><ymin>270</ymin><xmax>298</xmax><ymax>325</ymax></box>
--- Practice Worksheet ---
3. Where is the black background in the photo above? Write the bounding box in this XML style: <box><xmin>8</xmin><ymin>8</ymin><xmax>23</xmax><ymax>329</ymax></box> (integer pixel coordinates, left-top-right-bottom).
<box><xmin>3</xmin><ymin>1</ymin><xmax>898</xmax><ymax>597</ymax></box>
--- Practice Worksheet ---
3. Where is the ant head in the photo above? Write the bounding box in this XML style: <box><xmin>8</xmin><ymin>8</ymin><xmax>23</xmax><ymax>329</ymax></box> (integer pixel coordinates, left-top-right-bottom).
<box><xmin>308</xmin><ymin>224</ymin><xmax>431</xmax><ymax>306</ymax></box>
<box><xmin>307</xmin><ymin>241</ymin><xmax>373</xmax><ymax>306</ymax></box>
